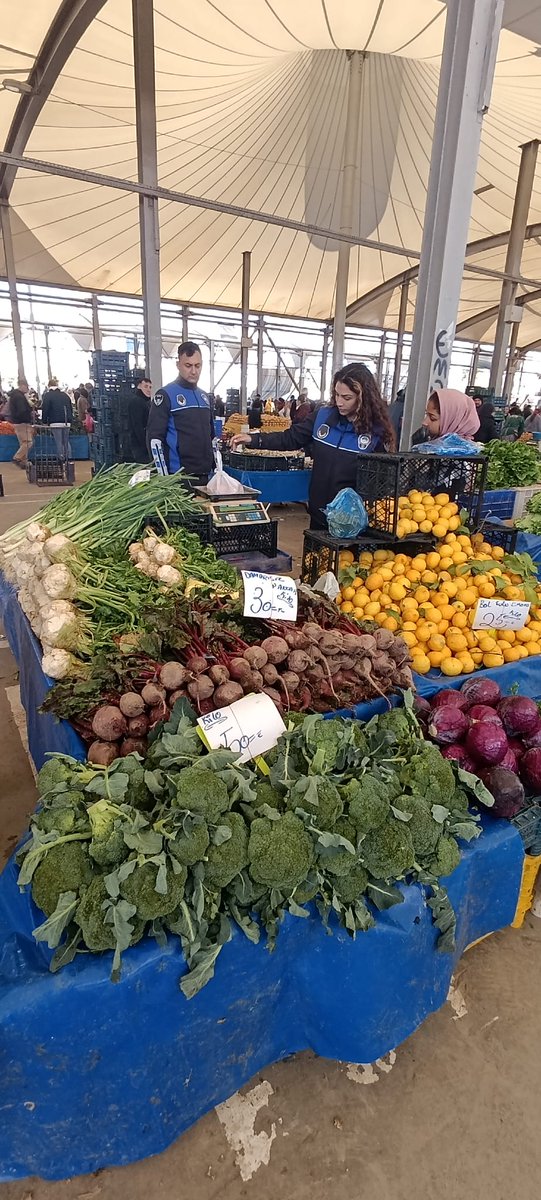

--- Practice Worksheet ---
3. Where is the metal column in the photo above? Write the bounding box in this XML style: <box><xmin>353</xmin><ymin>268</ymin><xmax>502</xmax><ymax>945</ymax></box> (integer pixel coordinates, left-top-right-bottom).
<box><xmin>376</xmin><ymin>333</ymin><xmax>387</xmax><ymax>389</ymax></box>
<box><xmin>182</xmin><ymin>305</ymin><xmax>189</xmax><ymax>344</ymax></box>
<box><xmin>467</xmin><ymin>343</ymin><xmax>481</xmax><ymax>390</ymax></box>
<box><xmin>240</xmin><ymin>251</ymin><xmax>251</xmax><ymax>413</ymax></box>
<box><xmin>91</xmin><ymin>294</ymin><xmax>101</xmax><ymax>350</ymax></box>
<box><xmin>28</xmin><ymin>291</ymin><xmax>41</xmax><ymax>396</ymax></box>
<box><xmin>0</xmin><ymin>201</ymin><xmax>24</xmax><ymax>378</ymax></box>
<box><xmin>503</xmin><ymin>319</ymin><xmax>520</xmax><ymax>399</ymax></box>
<box><xmin>401</xmin><ymin>0</ymin><xmax>504</xmax><ymax>449</ymax></box>
<box><xmin>320</xmin><ymin>325</ymin><xmax>330</xmax><ymax>402</ymax></box>
<box><xmin>44</xmin><ymin>325</ymin><xmax>52</xmax><ymax>380</ymax></box>
<box><xmin>489</xmin><ymin>139</ymin><xmax>539</xmax><ymax>393</ymax></box>
<box><xmin>256</xmin><ymin>314</ymin><xmax>264</xmax><ymax>397</ymax></box>
<box><xmin>390</xmin><ymin>281</ymin><xmax>409</xmax><ymax>400</ymax></box>
<box><xmin>209</xmin><ymin>340</ymin><xmax>215</xmax><ymax>393</ymax></box>
<box><xmin>332</xmin><ymin>51</ymin><xmax>363</xmax><ymax>374</ymax></box>
<box><xmin>133</xmin><ymin>0</ymin><xmax>162</xmax><ymax>389</ymax></box>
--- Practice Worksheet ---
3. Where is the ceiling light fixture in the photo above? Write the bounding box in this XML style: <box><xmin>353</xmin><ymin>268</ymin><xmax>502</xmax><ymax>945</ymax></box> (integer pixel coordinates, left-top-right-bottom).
<box><xmin>1</xmin><ymin>78</ymin><xmax>33</xmax><ymax>94</ymax></box>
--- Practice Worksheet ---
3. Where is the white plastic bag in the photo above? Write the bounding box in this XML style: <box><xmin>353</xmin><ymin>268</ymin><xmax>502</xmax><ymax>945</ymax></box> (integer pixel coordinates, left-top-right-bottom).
<box><xmin>207</xmin><ymin>447</ymin><xmax>246</xmax><ymax>495</ymax></box>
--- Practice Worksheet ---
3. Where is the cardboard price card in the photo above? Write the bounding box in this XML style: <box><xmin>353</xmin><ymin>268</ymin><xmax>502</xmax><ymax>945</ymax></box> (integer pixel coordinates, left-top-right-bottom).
<box><xmin>241</xmin><ymin>570</ymin><xmax>298</xmax><ymax>622</ymax></box>
<box><xmin>472</xmin><ymin>597</ymin><xmax>530</xmax><ymax>631</ymax></box>
<box><xmin>197</xmin><ymin>692</ymin><xmax>286</xmax><ymax>764</ymax></box>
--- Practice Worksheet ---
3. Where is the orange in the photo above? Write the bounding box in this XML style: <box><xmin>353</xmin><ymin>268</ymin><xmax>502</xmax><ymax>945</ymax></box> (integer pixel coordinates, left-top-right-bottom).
<box><xmin>441</xmin><ymin>657</ymin><xmax>463</xmax><ymax>677</ymax></box>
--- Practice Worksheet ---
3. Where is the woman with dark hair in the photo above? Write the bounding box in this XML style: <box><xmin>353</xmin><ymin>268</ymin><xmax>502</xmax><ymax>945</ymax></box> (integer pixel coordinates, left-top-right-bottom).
<box><xmin>476</xmin><ymin>401</ymin><xmax>498</xmax><ymax>444</ymax></box>
<box><xmin>231</xmin><ymin>362</ymin><xmax>394</xmax><ymax>529</ymax></box>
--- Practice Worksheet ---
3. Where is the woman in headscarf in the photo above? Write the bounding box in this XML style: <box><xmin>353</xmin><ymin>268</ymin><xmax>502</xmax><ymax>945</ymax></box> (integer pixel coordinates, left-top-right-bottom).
<box><xmin>423</xmin><ymin>388</ymin><xmax>480</xmax><ymax>441</ymax></box>
<box><xmin>476</xmin><ymin>401</ymin><xmax>498</xmax><ymax>444</ymax></box>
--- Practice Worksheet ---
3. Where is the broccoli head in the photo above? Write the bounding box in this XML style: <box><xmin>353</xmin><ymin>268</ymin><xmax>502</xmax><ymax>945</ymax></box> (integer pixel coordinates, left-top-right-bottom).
<box><xmin>119</xmin><ymin>755</ymin><xmax>153</xmax><ymax>811</ymax></box>
<box><xmin>302</xmin><ymin>716</ymin><xmax>352</xmax><ymax>773</ymax></box>
<box><xmin>332</xmin><ymin>863</ymin><xmax>369</xmax><ymax>905</ymax></box>
<box><xmin>431</xmin><ymin>835</ymin><xmax>461</xmax><ymax>879</ymax></box>
<box><xmin>31</xmin><ymin>841</ymin><xmax>94</xmax><ymax>916</ymax></box>
<box><xmin>344</xmin><ymin>775</ymin><xmax>390</xmax><ymax>833</ymax></box>
<box><xmin>360</xmin><ymin>819</ymin><xmax>415</xmax><ymax>880</ymax></box>
<box><xmin>34</xmin><ymin>791</ymin><xmax>89</xmax><ymax>836</ymax></box>
<box><xmin>291</xmin><ymin>879</ymin><xmax>319</xmax><ymax>905</ymax></box>
<box><xmin>174</xmin><ymin>765</ymin><xmax>231</xmax><ymax>823</ymax></box>
<box><xmin>401</xmin><ymin>744</ymin><xmax>456</xmax><ymax>807</ymax></box>
<box><xmin>169</xmin><ymin>818</ymin><xmax>210</xmax><ymax>867</ymax></box>
<box><xmin>319</xmin><ymin>815</ymin><xmax>357</xmax><ymax>877</ymax></box>
<box><xmin>36</xmin><ymin>756</ymin><xmax>73</xmax><ymax>797</ymax></box>
<box><xmin>76</xmin><ymin>877</ymin><xmax>145</xmax><ymax>952</ymax></box>
<box><xmin>120</xmin><ymin>860</ymin><xmax>187</xmax><ymax>921</ymax></box>
<box><xmin>288</xmin><ymin>777</ymin><xmax>343</xmax><ymax>830</ymax></box>
<box><xmin>87</xmin><ymin>799</ymin><xmax>129</xmax><ymax>869</ymax></box>
<box><xmin>450</xmin><ymin>787</ymin><xmax>469</xmax><ymax>813</ymax></box>
<box><xmin>399</xmin><ymin>794</ymin><xmax>440</xmax><ymax>860</ymax></box>
<box><xmin>204</xmin><ymin>813</ymin><xmax>249</xmax><ymax>888</ymax></box>
<box><xmin>248</xmin><ymin>811</ymin><xmax>314</xmax><ymax>892</ymax></box>
<box><xmin>252</xmin><ymin>780</ymin><xmax>286</xmax><ymax>811</ymax></box>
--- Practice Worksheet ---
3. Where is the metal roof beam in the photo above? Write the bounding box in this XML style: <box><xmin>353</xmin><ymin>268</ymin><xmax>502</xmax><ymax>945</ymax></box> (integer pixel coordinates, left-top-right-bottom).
<box><xmin>456</xmin><ymin>287</ymin><xmax>541</xmax><ymax>335</ymax></box>
<box><xmin>0</xmin><ymin>0</ymin><xmax>107</xmax><ymax>199</ymax></box>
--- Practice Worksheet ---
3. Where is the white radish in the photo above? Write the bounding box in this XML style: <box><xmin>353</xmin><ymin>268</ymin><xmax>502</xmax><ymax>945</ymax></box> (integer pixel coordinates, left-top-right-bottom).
<box><xmin>42</xmin><ymin>648</ymin><xmax>77</xmax><ymax>679</ymax></box>
<box><xmin>41</xmin><ymin>563</ymin><xmax>76</xmax><ymax>600</ymax></box>
<box><xmin>154</xmin><ymin>542</ymin><xmax>176</xmax><ymax>566</ymax></box>
<box><xmin>44</xmin><ymin>533</ymin><xmax>75</xmax><ymax>564</ymax></box>
<box><xmin>26</xmin><ymin>522</ymin><xmax>50</xmax><ymax>543</ymax></box>
<box><xmin>156</xmin><ymin>565</ymin><xmax>181</xmax><ymax>586</ymax></box>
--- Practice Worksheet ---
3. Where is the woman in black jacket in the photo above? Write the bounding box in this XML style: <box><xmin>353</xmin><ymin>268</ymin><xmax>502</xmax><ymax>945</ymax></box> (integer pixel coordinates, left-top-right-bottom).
<box><xmin>476</xmin><ymin>402</ymin><xmax>498</xmax><ymax>444</ymax></box>
<box><xmin>8</xmin><ymin>378</ymin><xmax>34</xmax><ymax>468</ymax></box>
<box><xmin>231</xmin><ymin>363</ymin><xmax>395</xmax><ymax>529</ymax></box>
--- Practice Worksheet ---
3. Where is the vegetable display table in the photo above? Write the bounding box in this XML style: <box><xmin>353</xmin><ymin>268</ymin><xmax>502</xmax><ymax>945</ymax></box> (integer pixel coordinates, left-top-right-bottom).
<box><xmin>0</xmin><ymin>820</ymin><xmax>523</xmax><ymax>1182</ymax></box>
<box><xmin>226</xmin><ymin>466</ymin><xmax>310</xmax><ymax>505</ymax></box>
<box><xmin>0</xmin><ymin>435</ymin><xmax>19</xmax><ymax>461</ymax></box>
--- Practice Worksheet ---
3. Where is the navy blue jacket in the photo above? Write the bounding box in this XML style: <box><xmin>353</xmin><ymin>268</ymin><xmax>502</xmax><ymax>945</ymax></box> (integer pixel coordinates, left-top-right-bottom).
<box><xmin>254</xmin><ymin>404</ymin><xmax>386</xmax><ymax>527</ymax></box>
<box><xmin>146</xmin><ymin>380</ymin><xmax>214</xmax><ymax>480</ymax></box>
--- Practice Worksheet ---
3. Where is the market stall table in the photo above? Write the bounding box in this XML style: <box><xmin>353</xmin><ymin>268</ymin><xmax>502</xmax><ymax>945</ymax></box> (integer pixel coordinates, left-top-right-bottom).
<box><xmin>226</xmin><ymin>466</ymin><xmax>310</xmax><ymax>505</ymax></box>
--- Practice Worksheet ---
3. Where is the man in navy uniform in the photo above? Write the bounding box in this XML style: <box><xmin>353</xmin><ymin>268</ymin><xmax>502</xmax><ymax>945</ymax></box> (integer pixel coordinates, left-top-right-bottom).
<box><xmin>146</xmin><ymin>341</ymin><xmax>214</xmax><ymax>484</ymax></box>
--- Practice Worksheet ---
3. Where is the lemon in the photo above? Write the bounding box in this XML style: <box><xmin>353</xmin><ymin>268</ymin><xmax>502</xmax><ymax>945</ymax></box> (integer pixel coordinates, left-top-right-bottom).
<box><xmin>342</xmin><ymin>586</ymin><xmax>356</xmax><ymax>601</ymax></box>
<box><xmin>411</xmin><ymin>654</ymin><xmax>431</xmax><ymax>675</ymax></box>
<box><xmin>341</xmin><ymin>601</ymin><xmax>354</xmax><ymax>613</ymax></box>
<box><xmin>365</xmin><ymin>572</ymin><xmax>384</xmax><ymax>591</ymax></box>
<box><xmin>446</xmin><ymin>630</ymin><xmax>468</xmax><ymax>653</ymax></box>
<box><xmin>441</xmin><ymin>657</ymin><xmax>463</xmax><ymax>676</ymax></box>
<box><xmin>389</xmin><ymin>581</ymin><xmax>407</xmax><ymax>601</ymax></box>
<box><xmin>432</xmin><ymin>522</ymin><xmax>447</xmax><ymax>539</ymax></box>
<box><xmin>364</xmin><ymin>601</ymin><xmax>381</xmax><ymax>617</ymax></box>
<box><xmin>482</xmin><ymin>651</ymin><xmax>504</xmax><ymax>668</ymax></box>
<box><xmin>435</xmin><ymin>493</ymin><xmax>450</xmax><ymax>505</ymax></box>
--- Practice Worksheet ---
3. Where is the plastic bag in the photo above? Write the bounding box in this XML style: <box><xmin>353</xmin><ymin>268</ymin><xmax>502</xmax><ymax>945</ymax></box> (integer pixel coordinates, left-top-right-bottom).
<box><xmin>312</xmin><ymin>571</ymin><xmax>340</xmax><ymax>599</ymax></box>
<box><xmin>207</xmin><ymin>447</ymin><xmax>246</xmax><ymax>495</ymax></box>
<box><xmin>413</xmin><ymin>433</ymin><xmax>481</xmax><ymax>457</ymax></box>
<box><xmin>324</xmin><ymin>488</ymin><xmax>368</xmax><ymax>538</ymax></box>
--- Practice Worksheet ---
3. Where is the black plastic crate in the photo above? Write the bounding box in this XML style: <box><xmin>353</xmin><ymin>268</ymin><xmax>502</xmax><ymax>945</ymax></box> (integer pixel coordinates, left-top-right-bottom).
<box><xmin>142</xmin><ymin>510</ymin><xmax>213</xmax><ymax>544</ymax></box>
<box><xmin>474</xmin><ymin>519</ymin><xmax>517</xmax><ymax>555</ymax></box>
<box><xmin>26</xmin><ymin>460</ymin><xmax>74</xmax><ymax>487</ymax></box>
<box><xmin>301</xmin><ymin>529</ymin><xmax>435</xmax><ymax>586</ymax></box>
<box><xmin>356</xmin><ymin>452</ymin><xmax>487</xmax><ymax>535</ymax></box>
<box><xmin>213</xmin><ymin>519</ymin><xmax>278</xmax><ymax>558</ymax></box>
<box><xmin>511</xmin><ymin>804</ymin><xmax>541</xmax><ymax>853</ymax></box>
<box><xmin>225</xmin><ymin>450</ymin><xmax>305</xmax><ymax>472</ymax></box>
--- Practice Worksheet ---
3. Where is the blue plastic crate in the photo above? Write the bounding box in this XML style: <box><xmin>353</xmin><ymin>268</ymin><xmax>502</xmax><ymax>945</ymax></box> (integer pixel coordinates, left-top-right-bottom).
<box><xmin>478</xmin><ymin>489</ymin><xmax>515</xmax><ymax>521</ymax></box>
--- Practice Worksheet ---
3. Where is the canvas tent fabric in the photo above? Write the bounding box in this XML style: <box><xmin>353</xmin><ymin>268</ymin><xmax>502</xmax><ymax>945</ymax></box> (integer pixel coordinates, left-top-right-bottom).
<box><xmin>1</xmin><ymin>2</ymin><xmax>541</xmax><ymax>346</ymax></box>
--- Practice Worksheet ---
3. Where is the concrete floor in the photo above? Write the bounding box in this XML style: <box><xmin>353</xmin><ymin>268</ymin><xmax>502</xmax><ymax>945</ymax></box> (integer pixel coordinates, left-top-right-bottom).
<box><xmin>1</xmin><ymin>462</ymin><xmax>541</xmax><ymax>1199</ymax></box>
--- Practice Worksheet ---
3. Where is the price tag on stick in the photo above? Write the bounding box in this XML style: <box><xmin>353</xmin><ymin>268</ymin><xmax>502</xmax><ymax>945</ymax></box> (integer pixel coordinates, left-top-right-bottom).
<box><xmin>197</xmin><ymin>692</ymin><xmax>286</xmax><ymax>764</ymax></box>
<box><xmin>472</xmin><ymin>598</ymin><xmax>530</xmax><ymax>631</ymax></box>
<box><xmin>241</xmin><ymin>571</ymin><xmax>298</xmax><ymax>622</ymax></box>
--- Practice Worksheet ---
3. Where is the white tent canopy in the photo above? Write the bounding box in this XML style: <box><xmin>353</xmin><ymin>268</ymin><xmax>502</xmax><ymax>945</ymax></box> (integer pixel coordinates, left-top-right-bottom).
<box><xmin>1</xmin><ymin>1</ymin><xmax>541</xmax><ymax>348</ymax></box>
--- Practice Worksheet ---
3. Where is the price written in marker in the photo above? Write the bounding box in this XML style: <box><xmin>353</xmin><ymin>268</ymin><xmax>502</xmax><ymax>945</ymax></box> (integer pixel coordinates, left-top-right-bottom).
<box><xmin>197</xmin><ymin>692</ymin><xmax>286</xmax><ymax>764</ymax></box>
<box><xmin>241</xmin><ymin>570</ymin><xmax>298</xmax><ymax>622</ymax></box>
<box><xmin>472</xmin><ymin>598</ymin><xmax>530</xmax><ymax>631</ymax></box>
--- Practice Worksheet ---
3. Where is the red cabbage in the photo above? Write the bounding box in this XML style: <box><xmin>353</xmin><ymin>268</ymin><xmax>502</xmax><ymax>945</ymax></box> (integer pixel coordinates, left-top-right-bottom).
<box><xmin>429</xmin><ymin>705</ymin><xmax>469</xmax><ymax>746</ymax></box>
<box><xmin>466</xmin><ymin>721</ymin><xmax>508</xmax><ymax>765</ymax></box>
<box><xmin>499</xmin><ymin>748</ymin><xmax>518</xmax><ymax>773</ymax></box>
<box><xmin>508</xmin><ymin>738</ymin><xmax>525</xmax><ymax>761</ymax></box>
<box><xmin>468</xmin><ymin>705</ymin><xmax>503</xmax><ymax>726</ymax></box>
<box><xmin>498</xmin><ymin>696</ymin><xmax>540</xmax><ymax>737</ymax></box>
<box><xmin>413</xmin><ymin>696</ymin><xmax>431</xmax><ymax>718</ymax></box>
<box><xmin>523</xmin><ymin>729</ymin><xmax>541</xmax><ymax>751</ymax></box>
<box><xmin>460</xmin><ymin>677</ymin><xmax>501</xmax><ymax>708</ymax></box>
<box><xmin>520</xmin><ymin>748</ymin><xmax>541</xmax><ymax>793</ymax></box>
<box><xmin>480</xmin><ymin>767</ymin><xmax>526</xmax><ymax>818</ymax></box>
<box><xmin>441</xmin><ymin>745</ymin><xmax>476</xmax><ymax>772</ymax></box>
<box><xmin>430</xmin><ymin>688</ymin><xmax>470</xmax><ymax>711</ymax></box>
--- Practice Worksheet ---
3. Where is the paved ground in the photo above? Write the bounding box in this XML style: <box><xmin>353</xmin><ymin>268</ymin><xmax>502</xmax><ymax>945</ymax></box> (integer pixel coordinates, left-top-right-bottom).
<box><xmin>1</xmin><ymin>462</ymin><xmax>541</xmax><ymax>1199</ymax></box>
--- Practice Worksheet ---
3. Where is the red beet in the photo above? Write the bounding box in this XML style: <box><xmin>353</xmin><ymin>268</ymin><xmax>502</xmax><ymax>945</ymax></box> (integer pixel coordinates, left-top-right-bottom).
<box><xmin>413</xmin><ymin>696</ymin><xmax>431</xmax><ymax>718</ymax></box>
<box><xmin>430</xmin><ymin>688</ymin><xmax>470</xmax><ymax>711</ymax></box>
<box><xmin>468</xmin><ymin>704</ymin><xmax>503</xmax><ymax>726</ymax></box>
<box><xmin>428</xmin><ymin>705</ymin><xmax>469</xmax><ymax>746</ymax></box>
<box><xmin>466</xmin><ymin>721</ymin><xmax>508</xmax><ymax>766</ymax></box>
<box><xmin>441</xmin><ymin>745</ymin><xmax>477</xmax><ymax>772</ymax></box>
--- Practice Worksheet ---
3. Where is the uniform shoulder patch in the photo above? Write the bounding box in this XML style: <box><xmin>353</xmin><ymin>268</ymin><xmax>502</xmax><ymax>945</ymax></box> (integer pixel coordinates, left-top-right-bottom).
<box><xmin>357</xmin><ymin>434</ymin><xmax>371</xmax><ymax>450</ymax></box>
<box><xmin>317</xmin><ymin>423</ymin><xmax>329</xmax><ymax>439</ymax></box>
<box><xmin>153</xmin><ymin>394</ymin><xmax>163</xmax><ymax>406</ymax></box>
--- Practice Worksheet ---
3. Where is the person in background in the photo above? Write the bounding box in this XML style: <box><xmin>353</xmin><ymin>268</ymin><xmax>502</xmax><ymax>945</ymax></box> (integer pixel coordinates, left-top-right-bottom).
<box><xmin>523</xmin><ymin>405</ymin><xmax>533</xmax><ymax>420</ymax></box>
<box><xmin>476</xmin><ymin>401</ymin><xmax>499</xmax><ymax>444</ymax></box>
<box><xmin>146</xmin><ymin>341</ymin><xmax>214</xmax><ymax>484</ymax></box>
<box><xmin>248</xmin><ymin>395</ymin><xmax>263</xmax><ymax>430</ymax></box>
<box><xmin>8</xmin><ymin>378</ymin><xmax>34</xmax><ymax>469</ymax></box>
<box><xmin>275</xmin><ymin>397</ymin><xmax>286</xmax><ymax>415</ymax></box>
<box><xmin>76</xmin><ymin>386</ymin><xmax>89</xmax><ymax>425</ymax></box>
<box><xmin>42</xmin><ymin>378</ymin><xmax>72</xmax><ymax>461</ymax></box>
<box><xmin>501</xmin><ymin>403</ymin><xmax>525</xmax><ymax>441</ymax></box>
<box><xmin>213</xmin><ymin>394</ymin><xmax>225</xmax><ymax>417</ymax></box>
<box><xmin>423</xmin><ymin>389</ymin><xmax>480</xmax><ymax>442</ymax></box>
<box><xmin>389</xmin><ymin>386</ymin><xmax>405</xmax><ymax>444</ymax></box>
<box><xmin>525</xmin><ymin>406</ymin><xmax>541</xmax><ymax>435</ymax></box>
<box><xmin>128</xmin><ymin>377</ymin><xmax>151</xmax><ymax>462</ymax></box>
<box><xmin>231</xmin><ymin>362</ymin><xmax>394</xmax><ymax>530</ymax></box>
<box><xmin>291</xmin><ymin>390</ymin><xmax>310</xmax><ymax>425</ymax></box>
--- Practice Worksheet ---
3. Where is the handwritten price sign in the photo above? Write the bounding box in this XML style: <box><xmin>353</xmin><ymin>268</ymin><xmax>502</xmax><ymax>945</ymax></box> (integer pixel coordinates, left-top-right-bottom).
<box><xmin>242</xmin><ymin>570</ymin><xmax>298</xmax><ymax>622</ymax></box>
<box><xmin>472</xmin><ymin>598</ymin><xmax>530</xmax><ymax>631</ymax></box>
<box><xmin>197</xmin><ymin>692</ymin><xmax>286</xmax><ymax>764</ymax></box>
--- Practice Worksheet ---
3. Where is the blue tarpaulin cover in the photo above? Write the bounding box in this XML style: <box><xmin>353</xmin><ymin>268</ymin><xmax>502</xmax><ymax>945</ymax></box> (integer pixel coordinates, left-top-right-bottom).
<box><xmin>0</xmin><ymin>573</ymin><xmax>525</xmax><ymax>1181</ymax></box>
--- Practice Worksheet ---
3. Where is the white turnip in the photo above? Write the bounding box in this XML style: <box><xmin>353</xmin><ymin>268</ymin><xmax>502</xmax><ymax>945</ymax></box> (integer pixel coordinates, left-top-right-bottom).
<box><xmin>156</xmin><ymin>564</ymin><xmax>181</xmax><ymax>586</ymax></box>
<box><xmin>154</xmin><ymin>542</ymin><xmax>176</xmax><ymax>566</ymax></box>
<box><xmin>44</xmin><ymin>534</ymin><xmax>75</xmax><ymax>564</ymax></box>
<box><xmin>41</xmin><ymin>649</ymin><xmax>78</xmax><ymax>680</ymax></box>
<box><xmin>92</xmin><ymin>705</ymin><xmax>128</xmax><ymax>743</ymax></box>
<box><xmin>42</xmin><ymin>564</ymin><xmax>76</xmax><ymax>600</ymax></box>
<box><xmin>88</xmin><ymin>741</ymin><xmax>120</xmax><ymax>766</ymax></box>
<box><xmin>159</xmin><ymin>662</ymin><xmax>188</xmax><ymax>690</ymax></box>
<box><xmin>119</xmin><ymin>692</ymin><xmax>146</xmax><ymax>718</ymax></box>
<box><xmin>260</xmin><ymin>636</ymin><xmax>289</xmax><ymax>664</ymax></box>
<box><xmin>26</xmin><ymin>522</ymin><xmax>50</xmax><ymax>543</ymax></box>
<box><xmin>141</xmin><ymin>682</ymin><xmax>166</xmax><ymax>706</ymax></box>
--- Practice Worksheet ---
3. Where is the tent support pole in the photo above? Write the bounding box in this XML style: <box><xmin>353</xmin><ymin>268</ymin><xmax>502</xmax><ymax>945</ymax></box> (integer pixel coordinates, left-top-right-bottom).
<box><xmin>91</xmin><ymin>294</ymin><xmax>101</xmax><ymax>351</ymax></box>
<box><xmin>503</xmin><ymin>319</ymin><xmax>520</xmax><ymax>399</ymax></box>
<box><xmin>320</xmin><ymin>325</ymin><xmax>330</xmax><ymax>402</ymax></box>
<box><xmin>133</xmin><ymin>0</ymin><xmax>162</xmax><ymax>389</ymax></box>
<box><xmin>0</xmin><ymin>201</ymin><xmax>24</xmax><ymax>379</ymax></box>
<box><xmin>401</xmin><ymin>0</ymin><xmax>504</xmax><ymax>449</ymax></box>
<box><xmin>467</xmin><ymin>343</ymin><xmax>480</xmax><ymax>389</ymax></box>
<box><xmin>332</xmin><ymin>50</ymin><xmax>363</xmax><ymax>375</ymax></box>
<box><xmin>257</xmin><ymin>314</ymin><xmax>264</xmax><ymax>397</ymax></box>
<box><xmin>391</xmin><ymin>281</ymin><xmax>409</xmax><ymax>401</ymax></box>
<box><xmin>489</xmin><ymin>139</ymin><xmax>539</xmax><ymax>393</ymax></box>
<box><xmin>240</xmin><ymin>251</ymin><xmax>251</xmax><ymax>413</ymax></box>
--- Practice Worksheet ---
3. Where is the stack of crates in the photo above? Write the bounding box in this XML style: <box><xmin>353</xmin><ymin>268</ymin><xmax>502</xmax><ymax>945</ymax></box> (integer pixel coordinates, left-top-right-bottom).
<box><xmin>356</xmin><ymin>452</ymin><xmax>487</xmax><ymax>537</ymax></box>
<box><xmin>90</xmin><ymin>352</ymin><xmax>138</xmax><ymax>468</ymax></box>
<box><xmin>225</xmin><ymin>388</ymin><xmax>240</xmax><ymax>417</ymax></box>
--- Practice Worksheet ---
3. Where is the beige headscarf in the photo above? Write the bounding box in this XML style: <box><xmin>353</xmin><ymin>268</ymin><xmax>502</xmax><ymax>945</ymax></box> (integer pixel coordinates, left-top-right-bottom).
<box><xmin>433</xmin><ymin>389</ymin><xmax>480</xmax><ymax>440</ymax></box>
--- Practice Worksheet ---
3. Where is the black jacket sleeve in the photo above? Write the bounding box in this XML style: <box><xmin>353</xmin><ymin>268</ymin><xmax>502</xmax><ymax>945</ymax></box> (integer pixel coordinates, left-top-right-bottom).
<box><xmin>61</xmin><ymin>392</ymin><xmax>72</xmax><ymax>423</ymax></box>
<box><xmin>41</xmin><ymin>395</ymin><xmax>51</xmax><ymax>424</ymax></box>
<box><xmin>146</xmin><ymin>389</ymin><xmax>171</xmax><ymax>452</ymax></box>
<box><xmin>251</xmin><ymin>412</ymin><xmax>316</xmax><ymax>453</ymax></box>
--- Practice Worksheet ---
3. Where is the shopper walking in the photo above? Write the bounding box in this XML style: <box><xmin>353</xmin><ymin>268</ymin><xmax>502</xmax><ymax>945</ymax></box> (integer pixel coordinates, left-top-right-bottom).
<box><xmin>501</xmin><ymin>404</ymin><xmax>525</xmax><ymax>442</ymax></box>
<box><xmin>146</xmin><ymin>341</ymin><xmax>214</xmax><ymax>484</ymax></box>
<box><xmin>232</xmin><ymin>362</ymin><xmax>395</xmax><ymax>530</ymax></box>
<box><xmin>128</xmin><ymin>377</ymin><xmax>152</xmax><ymax>462</ymax></box>
<box><xmin>42</xmin><ymin>378</ymin><xmax>72</xmax><ymax>461</ymax></box>
<box><xmin>8</xmin><ymin>378</ymin><xmax>34</xmax><ymax>468</ymax></box>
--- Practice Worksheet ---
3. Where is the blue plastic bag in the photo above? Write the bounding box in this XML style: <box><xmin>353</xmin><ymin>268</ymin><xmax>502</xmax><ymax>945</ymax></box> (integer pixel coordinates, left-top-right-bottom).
<box><xmin>324</xmin><ymin>488</ymin><xmax>368</xmax><ymax>538</ymax></box>
<box><xmin>412</xmin><ymin>433</ymin><xmax>481</xmax><ymax>457</ymax></box>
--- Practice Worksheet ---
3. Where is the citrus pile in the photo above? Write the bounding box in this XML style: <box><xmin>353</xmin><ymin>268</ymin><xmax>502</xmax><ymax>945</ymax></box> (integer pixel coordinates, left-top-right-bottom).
<box><xmin>337</xmin><ymin>529</ymin><xmax>541</xmax><ymax>677</ymax></box>
<box><xmin>393</xmin><ymin>489</ymin><xmax>463</xmax><ymax>539</ymax></box>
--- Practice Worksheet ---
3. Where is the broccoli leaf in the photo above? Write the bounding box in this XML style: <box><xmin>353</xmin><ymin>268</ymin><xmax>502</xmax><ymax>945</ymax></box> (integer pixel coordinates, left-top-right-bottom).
<box><xmin>50</xmin><ymin>923</ymin><xmax>82</xmax><ymax>973</ymax></box>
<box><xmin>288</xmin><ymin>899</ymin><xmax>310</xmax><ymax>919</ymax></box>
<box><xmin>33</xmin><ymin>890</ymin><xmax>78</xmax><ymax>948</ymax></box>
<box><xmin>106</xmin><ymin>898</ymin><xmax>137</xmax><ymax>982</ymax></box>
<box><xmin>427</xmin><ymin>887</ymin><xmax>456</xmax><ymax>954</ymax></box>
<box><xmin>212</xmin><ymin>825</ymin><xmax>233</xmax><ymax>846</ymax></box>
<box><xmin>316</xmin><ymin>830</ymin><xmax>356</xmax><ymax>854</ymax></box>
<box><xmin>431</xmin><ymin>805</ymin><xmax>450</xmax><ymax>825</ymax></box>
<box><xmin>456</xmin><ymin>766</ymin><xmax>494</xmax><ymax>808</ymax></box>
<box><xmin>366</xmin><ymin>881</ymin><xmax>404</xmax><ymax>910</ymax></box>
<box><xmin>86</xmin><ymin>773</ymin><xmax>130</xmax><ymax>801</ymax></box>
<box><xmin>391</xmin><ymin>805</ymin><xmax>412</xmax><ymax>822</ymax></box>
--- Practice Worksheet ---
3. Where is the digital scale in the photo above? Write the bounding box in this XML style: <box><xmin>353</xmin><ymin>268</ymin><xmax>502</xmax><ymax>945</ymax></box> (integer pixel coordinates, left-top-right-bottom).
<box><xmin>194</xmin><ymin>486</ymin><xmax>270</xmax><ymax>527</ymax></box>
